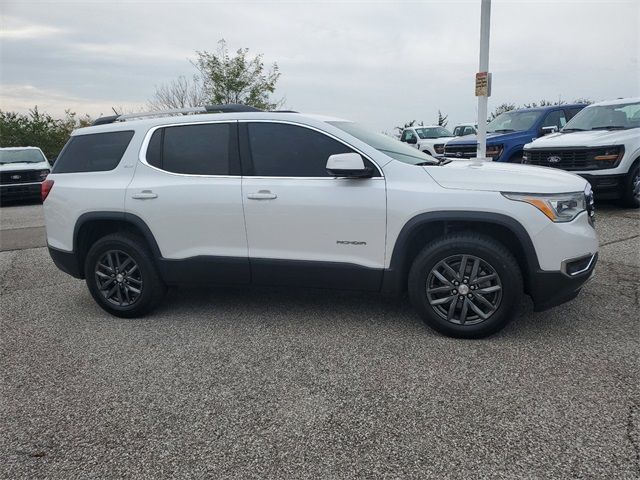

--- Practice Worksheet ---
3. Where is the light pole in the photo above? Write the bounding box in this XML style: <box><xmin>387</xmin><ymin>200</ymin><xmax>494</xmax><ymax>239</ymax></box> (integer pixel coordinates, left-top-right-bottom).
<box><xmin>475</xmin><ymin>0</ymin><xmax>491</xmax><ymax>160</ymax></box>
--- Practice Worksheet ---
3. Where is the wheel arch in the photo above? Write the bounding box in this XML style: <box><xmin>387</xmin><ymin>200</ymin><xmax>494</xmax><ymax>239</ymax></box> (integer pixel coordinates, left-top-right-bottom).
<box><xmin>72</xmin><ymin>212</ymin><xmax>162</xmax><ymax>278</ymax></box>
<box><xmin>382</xmin><ymin>211</ymin><xmax>541</xmax><ymax>295</ymax></box>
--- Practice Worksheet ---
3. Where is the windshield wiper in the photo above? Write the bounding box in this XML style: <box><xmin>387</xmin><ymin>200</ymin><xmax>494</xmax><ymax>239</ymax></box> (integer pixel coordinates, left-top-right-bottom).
<box><xmin>562</xmin><ymin>128</ymin><xmax>586</xmax><ymax>132</ymax></box>
<box><xmin>591</xmin><ymin>125</ymin><xmax>626</xmax><ymax>130</ymax></box>
<box><xmin>414</xmin><ymin>161</ymin><xmax>438</xmax><ymax>166</ymax></box>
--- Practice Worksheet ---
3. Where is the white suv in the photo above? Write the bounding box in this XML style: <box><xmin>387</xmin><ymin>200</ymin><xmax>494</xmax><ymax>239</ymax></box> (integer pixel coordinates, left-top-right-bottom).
<box><xmin>43</xmin><ymin>105</ymin><xmax>598</xmax><ymax>338</ymax></box>
<box><xmin>523</xmin><ymin>97</ymin><xmax>640</xmax><ymax>208</ymax></box>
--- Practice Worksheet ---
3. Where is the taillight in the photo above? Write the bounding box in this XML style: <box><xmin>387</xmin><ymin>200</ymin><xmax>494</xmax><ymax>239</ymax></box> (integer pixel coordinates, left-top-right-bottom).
<box><xmin>41</xmin><ymin>179</ymin><xmax>54</xmax><ymax>202</ymax></box>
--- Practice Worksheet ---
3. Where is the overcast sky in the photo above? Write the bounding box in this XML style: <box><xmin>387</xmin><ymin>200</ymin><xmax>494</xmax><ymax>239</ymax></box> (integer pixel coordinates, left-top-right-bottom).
<box><xmin>1</xmin><ymin>0</ymin><xmax>638</xmax><ymax>131</ymax></box>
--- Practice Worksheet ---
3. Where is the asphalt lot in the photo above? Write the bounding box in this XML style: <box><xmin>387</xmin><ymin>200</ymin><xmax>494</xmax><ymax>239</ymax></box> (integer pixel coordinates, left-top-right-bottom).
<box><xmin>1</xmin><ymin>200</ymin><xmax>639</xmax><ymax>479</ymax></box>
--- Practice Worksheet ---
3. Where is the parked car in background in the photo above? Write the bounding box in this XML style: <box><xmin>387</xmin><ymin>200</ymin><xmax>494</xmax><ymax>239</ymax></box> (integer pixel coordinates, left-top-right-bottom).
<box><xmin>43</xmin><ymin>105</ymin><xmax>598</xmax><ymax>338</ymax></box>
<box><xmin>452</xmin><ymin>123</ymin><xmax>477</xmax><ymax>136</ymax></box>
<box><xmin>0</xmin><ymin>147</ymin><xmax>51</xmax><ymax>202</ymax></box>
<box><xmin>445</xmin><ymin>104</ymin><xmax>587</xmax><ymax>162</ymax></box>
<box><xmin>399</xmin><ymin>125</ymin><xmax>455</xmax><ymax>157</ymax></box>
<box><xmin>523</xmin><ymin>97</ymin><xmax>640</xmax><ymax>208</ymax></box>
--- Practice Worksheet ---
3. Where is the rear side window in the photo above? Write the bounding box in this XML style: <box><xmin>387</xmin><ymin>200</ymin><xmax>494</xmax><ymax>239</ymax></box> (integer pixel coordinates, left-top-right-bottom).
<box><xmin>52</xmin><ymin>131</ymin><xmax>134</xmax><ymax>173</ymax></box>
<box><xmin>248</xmin><ymin>122</ymin><xmax>371</xmax><ymax>177</ymax></box>
<box><xmin>145</xmin><ymin>123</ymin><xmax>232</xmax><ymax>175</ymax></box>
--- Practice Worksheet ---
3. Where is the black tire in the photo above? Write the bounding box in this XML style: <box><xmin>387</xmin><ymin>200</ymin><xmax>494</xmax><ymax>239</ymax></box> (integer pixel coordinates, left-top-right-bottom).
<box><xmin>84</xmin><ymin>232</ymin><xmax>166</xmax><ymax>318</ymax></box>
<box><xmin>408</xmin><ymin>233</ymin><xmax>523</xmax><ymax>339</ymax></box>
<box><xmin>620</xmin><ymin>161</ymin><xmax>640</xmax><ymax>209</ymax></box>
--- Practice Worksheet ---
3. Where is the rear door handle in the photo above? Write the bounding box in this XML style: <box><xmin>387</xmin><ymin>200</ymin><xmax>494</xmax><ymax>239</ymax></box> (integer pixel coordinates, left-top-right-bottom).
<box><xmin>247</xmin><ymin>190</ymin><xmax>277</xmax><ymax>200</ymax></box>
<box><xmin>131</xmin><ymin>190</ymin><xmax>158</xmax><ymax>200</ymax></box>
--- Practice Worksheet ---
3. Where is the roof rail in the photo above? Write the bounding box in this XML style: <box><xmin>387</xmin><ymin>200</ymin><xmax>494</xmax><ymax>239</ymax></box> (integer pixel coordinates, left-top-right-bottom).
<box><xmin>91</xmin><ymin>104</ymin><xmax>262</xmax><ymax>126</ymax></box>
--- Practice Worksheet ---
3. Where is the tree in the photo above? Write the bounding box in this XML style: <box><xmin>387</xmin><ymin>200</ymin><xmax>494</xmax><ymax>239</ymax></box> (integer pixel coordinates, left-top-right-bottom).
<box><xmin>0</xmin><ymin>107</ymin><xmax>92</xmax><ymax>158</ymax></box>
<box><xmin>150</xmin><ymin>39</ymin><xmax>283</xmax><ymax>111</ymax></box>
<box><xmin>394</xmin><ymin>120</ymin><xmax>424</xmax><ymax>137</ymax></box>
<box><xmin>489</xmin><ymin>103</ymin><xmax>516</xmax><ymax>121</ymax></box>
<box><xmin>437</xmin><ymin>110</ymin><xmax>448</xmax><ymax>128</ymax></box>
<box><xmin>148</xmin><ymin>75</ymin><xmax>206</xmax><ymax>110</ymax></box>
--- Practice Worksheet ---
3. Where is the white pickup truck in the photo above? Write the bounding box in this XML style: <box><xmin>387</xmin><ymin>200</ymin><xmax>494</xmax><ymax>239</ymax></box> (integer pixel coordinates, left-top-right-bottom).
<box><xmin>523</xmin><ymin>97</ymin><xmax>640</xmax><ymax>208</ymax></box>
<box><xmin>399</xmin><ymin>125</ymin><xmax>455</xmax><ymax>157</ymax></box>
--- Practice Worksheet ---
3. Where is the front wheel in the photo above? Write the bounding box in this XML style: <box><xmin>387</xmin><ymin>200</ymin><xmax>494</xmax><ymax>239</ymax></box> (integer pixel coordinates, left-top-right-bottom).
<box><xmin>408</xmin><ymin>233</ymin><xmax>523</xmax><ymax>338</ymax></box>
<box><xmin>620</xmin><ymin>162</ymin><xmax>640</xmax><ymax>208</ymax></box>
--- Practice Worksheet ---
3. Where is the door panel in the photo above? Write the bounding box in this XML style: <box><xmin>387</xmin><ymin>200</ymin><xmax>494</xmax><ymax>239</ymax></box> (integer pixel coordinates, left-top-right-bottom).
<box><xmin>242</xmin><ymin>177</ymin><xmax>386</xmax><ymax>269</ymax></box>
<box><xmin>126</xmin><ymin>163</ymin><xmax>247</xmax><ymax>260</ymax></box>
<box><xmin>125</xmin><ymin>121</ymin><xmax>248</xmax><ymax>285</ymax></box>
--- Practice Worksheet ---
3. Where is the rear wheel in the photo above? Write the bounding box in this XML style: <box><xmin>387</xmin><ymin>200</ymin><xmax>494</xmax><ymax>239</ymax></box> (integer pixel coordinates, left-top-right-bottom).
<box><xmin>84</xmin><ymin>232</ymin><xmax>166</xmax><ymax>318</ymax></box>
<box><xmin>620</xmin><ymin>161</ymin><xmax>640</xmax><ymax>208</ymax></box>
<box><xmin>408</xmin><ymin>233</ymin><xmax>523</xmax><ymax>338</ymax></box>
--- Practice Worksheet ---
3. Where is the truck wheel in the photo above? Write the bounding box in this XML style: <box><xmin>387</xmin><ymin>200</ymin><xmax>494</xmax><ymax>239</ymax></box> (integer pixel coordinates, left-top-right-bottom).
<box><xmin>620</xmin><ymin>162</ymin><xmax>640</xmax><ymax>208</ymax></box>
<box><xmin>408</xmin><ymin>233</ymin><xmax>523</xmax><ymax>338</ymax></box>
<box><xmin>84</xmin><ymin>232</ymin><xmax>166</xmax><ymax>318</ymax></box>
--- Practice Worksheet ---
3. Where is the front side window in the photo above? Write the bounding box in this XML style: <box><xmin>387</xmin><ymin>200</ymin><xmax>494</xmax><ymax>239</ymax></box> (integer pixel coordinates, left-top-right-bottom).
<box><xmin>52</xmin><ymin>131</ymin><xmax>134</xmax><ymax>173</ymax></box>
<box><xmin>542</xmin><ymin>110</ymin><xmax>567</xmax><ymax>130</ymax></box>
<box><xmin>247</xmin><ymin>123</ymin><xmax>378</xmax><ymax>177</ymax></box>
<box><xmin>146</xmin><ymin>123</ymin><xmax>232</xmax><ymax>175</ymax></box>
<box><xmin>401</xmin><ymin>130</ymin><xmax>416</xmax><ymax>142</ymax></box>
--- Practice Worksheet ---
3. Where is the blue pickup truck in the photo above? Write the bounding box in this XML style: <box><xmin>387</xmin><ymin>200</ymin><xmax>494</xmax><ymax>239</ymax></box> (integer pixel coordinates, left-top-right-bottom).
<box><xmin>444</xmin><ymin>104</ymin><xmax>588</xmax><ymax>162</ymax></box>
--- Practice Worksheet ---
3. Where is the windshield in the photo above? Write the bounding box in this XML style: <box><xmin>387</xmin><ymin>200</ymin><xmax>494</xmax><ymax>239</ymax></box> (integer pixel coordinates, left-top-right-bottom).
<box><xmin>415</xmin><ymin>127</ymin><xmax>452</xmax><ymax>139</ymax></box>
<box><xmin>562</xmin><ymin>101</ymin><xmax>640</xmax><ymax>131</ymax></box>
<box><xmin>0</xmin><ymin>149</ymin><xmax>46</xmax><ymax>165</ymax></box>
<box><xmin>487</xmin><ymin>110</ymin><xmax>542</xmax><ymax>133</ymax></box>
<box><xmin>328</xmin><ymin>122</ymin><xmax>439</xmax><ymax>165</ymax></box>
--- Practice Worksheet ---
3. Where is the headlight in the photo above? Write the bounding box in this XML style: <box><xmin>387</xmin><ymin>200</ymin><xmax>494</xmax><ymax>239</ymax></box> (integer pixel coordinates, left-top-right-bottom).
<box><xmin>592</xmin><ymin>146</ymin><xmax>624</xmax><ymax>163</ymax></box>
<box><xmin>486</xmin><ymin>144</ymin><xmax>503</xmax><ymax>158</ymax></box>
<box><xmin>39</xmin><ymin>170</ymin><xmax>50</xmax><ymax>179</ymax></box>
<box><xmin>502</xmin><ymin>191</ymin><xmax>586</xmax><ymax>222</ymax></box>
<box><xmin>522</xmin><ymin>151</ymin><xmax>530</xmax><ymax>163</ymax></box>
<box><xmin>434</xmin><ymin>144</ymin><xmax>445</xmax><ymax>154</ymax></box>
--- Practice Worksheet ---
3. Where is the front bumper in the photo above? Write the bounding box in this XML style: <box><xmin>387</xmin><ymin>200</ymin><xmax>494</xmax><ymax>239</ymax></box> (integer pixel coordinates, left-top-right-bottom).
<box><xmin>529</xmin><ymin>252</ymin><xmax>597</xmax><ymax>311</ymax></box>
<box><xmin>0</xmin><ymin>182</ymin><xmax>42</xmax><ymax>199</ymax></box>
<box><xmin>577</xmin><ymin>173</ymin><xmax>625</xmax><ymax>197</ymax></box>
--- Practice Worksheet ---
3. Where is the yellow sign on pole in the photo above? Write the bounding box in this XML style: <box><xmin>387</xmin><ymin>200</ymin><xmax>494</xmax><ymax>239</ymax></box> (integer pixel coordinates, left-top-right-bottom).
<box><xmin>475</xmin><ymin>72</ymin><xmax>491</xmax><ymax>97</ymax></box>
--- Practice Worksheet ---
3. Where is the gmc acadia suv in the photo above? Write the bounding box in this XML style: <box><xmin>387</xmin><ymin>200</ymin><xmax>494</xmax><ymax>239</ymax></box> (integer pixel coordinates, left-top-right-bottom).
<box><xmin>43</xmin><ymin>105</ymin><xmax>598</xmax><ymax>338</ymax></box>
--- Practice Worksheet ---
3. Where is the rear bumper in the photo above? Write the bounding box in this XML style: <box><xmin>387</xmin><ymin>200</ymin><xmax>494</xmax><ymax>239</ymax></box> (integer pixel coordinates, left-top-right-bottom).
<box><xmin>529</xmin><ymin>253</ymin><xmax>597</xmax><ymax>311</ymax></box>
<box><xmin>48</xmin><ymin>246</ymin><xmax>84</xmax><ymax>279</ymax></box>
<box><xmin>0</xmin><ymin>182</ymin><xmax>42</xmax><ymax>199</ymax></box>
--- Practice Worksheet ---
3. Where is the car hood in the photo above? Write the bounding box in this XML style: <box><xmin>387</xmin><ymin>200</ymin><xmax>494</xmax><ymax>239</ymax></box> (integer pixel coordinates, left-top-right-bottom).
<box><xmin>418</xmin><ymin>136</ymin><xmax>455</xmax><ymax>146</ymax></box>
<box><xmin>0</xmin><ymin>161</ymin><xmax>50</xmax><ymax>172</ymax></box>
<box><xmin>424</xmin><ymin>160</ymin><xmax>587</xmax><ymax>193</ymax></box>
<box><xmin>447</xmin><ymin>130</ymin><xmax>533</xmax><ymax>146</ymax></box>
<box><xmin>525</xmin><ymin>128</ymin><xmax>640</xmax><ymax>148</ymax></box>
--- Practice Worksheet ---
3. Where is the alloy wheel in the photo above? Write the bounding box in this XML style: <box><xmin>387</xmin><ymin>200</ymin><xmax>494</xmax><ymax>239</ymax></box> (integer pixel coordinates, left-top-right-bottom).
<box><xmin>426</xmin><ymin>254</ymin><xmax>502</xmax><ymax>325</ymax></box>
<box><xmin>95</xmin><ymin>250</ymin><xmax>143</xmax><ymax>307</ymax></box>
<box><xmin>633</xmin><ymin>170</ymin><xmax>640</xmax><ymax>202</ymax></box>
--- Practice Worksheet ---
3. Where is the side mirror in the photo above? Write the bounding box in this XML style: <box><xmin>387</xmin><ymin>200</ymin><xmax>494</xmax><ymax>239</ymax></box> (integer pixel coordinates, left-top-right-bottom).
<box><xmin>406</xmin><ymin>136</ymin><xmax>418</xmax><ymax>145</ymax></box>
<box><xmin>326</xmin><ymin>153</ymin><xmax>373</xmax><ymax>178</ymax></box>
<box><xmin>540</xmin><ymin>126</ymin><xmax>558</xmax><ymax>136</ymax></box>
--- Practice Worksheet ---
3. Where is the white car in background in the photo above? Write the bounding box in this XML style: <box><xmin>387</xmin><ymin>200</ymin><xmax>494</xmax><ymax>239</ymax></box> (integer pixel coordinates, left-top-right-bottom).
<box><xmin>399</xmin><ymin>125</ymin><xmax>455</xmax><ymax>157</ymax></box>
<box><xmin>523</xmin><ymin>97</ymin><xmax>640</xmax><ymax>208</ymax></box>
<box><xmin>452</xmin><ymin>123</ymin><xmax>478</xmax><ymax>136</ymax></box>
<box><xmin>0</xmin><ymin>147</ymin><xmax>51</xmax><ymax>202</ymax></box>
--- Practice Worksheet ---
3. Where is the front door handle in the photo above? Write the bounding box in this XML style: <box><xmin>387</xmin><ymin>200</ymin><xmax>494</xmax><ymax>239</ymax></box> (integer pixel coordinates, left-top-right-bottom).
<box><xmin>247</xmin><ymin>190</ymin><xmax>277</xmax><ymax>200</ymax></box>
<box><xmin>131</xmin><ymin>190</ymin><xmax>158</xmax><ymax>200</ymax></box>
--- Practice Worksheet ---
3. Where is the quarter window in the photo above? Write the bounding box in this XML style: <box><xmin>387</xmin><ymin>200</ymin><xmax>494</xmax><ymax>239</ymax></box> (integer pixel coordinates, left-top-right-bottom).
<box><xmin>247</xmin><ymin>123</ymin><xmax>377</xmax><ymax>177</ymax></box>
<box><xmin>146</xmin><ymin>123</ymin><xmax>232</xmax><ymax>175</ymax></box>
<box><xmin>52</xmin><ymin>131</ymin><xmax>134</xmax><ymax>173</ymax></box>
